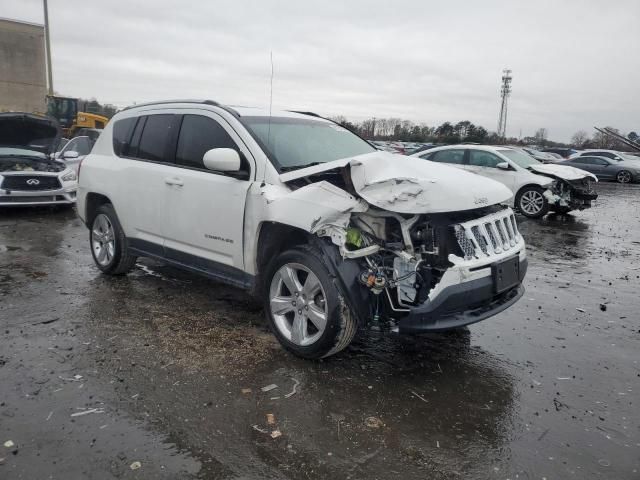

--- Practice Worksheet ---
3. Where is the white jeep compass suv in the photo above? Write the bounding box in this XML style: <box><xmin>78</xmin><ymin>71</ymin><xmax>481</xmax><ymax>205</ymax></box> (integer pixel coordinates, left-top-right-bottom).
<box><xmin>77</xmin><ymin>100</ymin><xmax>527</xmax><ymax>358</ymax></box>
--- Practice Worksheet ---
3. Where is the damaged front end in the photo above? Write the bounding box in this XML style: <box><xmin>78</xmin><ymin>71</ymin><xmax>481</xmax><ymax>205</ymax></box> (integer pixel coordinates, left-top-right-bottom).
<box><xmin>530</xmin><ymin>165</ymin><xmax>598</xmax><ymax>212</ymax></box>
<box><xmin>542</xmin><ymin>177</ymin><xmax>598</xmax><ymax>212</ymax></box>
<box><xmin>314</xmin><ymin>205</ymin><xmax>527</xmax><ymax>332</ymax></box>
<box><xmin>270</xmin><ymin>152</ymin><xmax>527</xmax><ymax>333</ymax></box>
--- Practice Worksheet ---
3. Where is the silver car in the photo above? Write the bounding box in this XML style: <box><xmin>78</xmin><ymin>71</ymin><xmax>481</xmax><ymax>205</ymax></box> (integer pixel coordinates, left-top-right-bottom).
<box><xmin>0</xmin><ymin>113</ymin><xmax>78</xmax><ymax>207</ymax></box>
<box><xmin>559</xmin><ymin>155</ymin><xmax>640</xmax><ymax>184</ymax></box>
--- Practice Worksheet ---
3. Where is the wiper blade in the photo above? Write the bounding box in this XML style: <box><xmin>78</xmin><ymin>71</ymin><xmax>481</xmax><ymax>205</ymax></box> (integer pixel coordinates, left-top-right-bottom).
<box><xmin>279</xmin><ymin>162</ymin><xmax>326</xmax><ymax>172</ymax></box>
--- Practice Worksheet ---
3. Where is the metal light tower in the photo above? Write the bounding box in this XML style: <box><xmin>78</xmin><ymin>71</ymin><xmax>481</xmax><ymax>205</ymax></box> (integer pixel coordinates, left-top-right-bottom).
<box><xmin>43</xmin><ymin>0</ymin><xmax>54</xmax><ymax>95</ymax></box>
<box><xmin>497</xmin><ymin>69</ymin><xmax>512</xmax><ymax>139</ymax></box>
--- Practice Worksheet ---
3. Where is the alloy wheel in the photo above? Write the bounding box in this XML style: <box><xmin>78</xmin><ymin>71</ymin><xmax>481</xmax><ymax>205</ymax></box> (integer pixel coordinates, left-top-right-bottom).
<box><xmin>617</xmin><ymin>171</ymin><xmax>631</xmax><ymax>183</ymax></box>
<box><xmin>520</xmin><ymin>190</ymin><xmax>545</xmax><ymax>216</ymax></box>
<box><xmin>91</xmin><ymin>214</ymin><xmax>116</xmax><ymax>266</ymax></box>
<box><xmin>269</xmin><ymin>263</ymin><xmax>328</xmax><ymax>346</ymax></box>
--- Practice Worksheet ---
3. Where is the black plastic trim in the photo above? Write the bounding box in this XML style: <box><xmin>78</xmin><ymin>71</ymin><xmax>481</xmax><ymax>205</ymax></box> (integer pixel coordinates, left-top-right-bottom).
<box><xmin>398</xmin><ymin>258</ymin><xmax>528</xmax><ymax>333</ymax></box>
<box><xmin>128</xmin><ymin>238</ymin><xmax>253</xmax><ymax>290</ymax></box>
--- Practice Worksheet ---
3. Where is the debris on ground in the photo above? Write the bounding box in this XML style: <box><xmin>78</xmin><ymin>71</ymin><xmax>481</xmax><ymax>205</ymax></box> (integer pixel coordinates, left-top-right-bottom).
<box><xmin>130</xmin><ymin>461</ymin><xmax>142</xmax><ymax>470</ymax></box>
<box><xmin>270</xmin><ymin>430</ymin><xmax>282</xmax><ymax>439</ymax></box>
<box><xmin>3</xmin><ymin>440</ymin><xmax>14</xmax><ymax>448</ymax></box>
<box><xmin>266</xmin><ymin>413</ymin><xmax>276</xmax><ymax>425</ymax></box>
<box><xmin>284</xmin><ymin>378</ymin><xmax>300</xmax><ymax>398</ymax></box>
<box><xmin>364</xmin><ymin>416</ymin><xmax>384</xmax><ymax>429</ymax></box>
<box><xmin>410</xmin><ymin>390</ymin><xmax>428</xmax><ymax>403</ymax></box>
<box><xmin>576</xmin><ymin>308</ymin><xmax>586</xmax><ymax>313</ymax></box>
<box><xmin>241</xmin><ymin>388</ymin><xmax>252</xmax><ymax>394</ymax></box>
<box><xmin>70</xmin><ymin>408</ymin><xmax>105</xmax><ymax>417</ymax></box>
<box><xmin>261</xmin><ymin>384</ymin><xmax>278</xmax><ymax>392</ymax></box>
<box><xmin>252</xmin><ymin>425</ymin><xmax>269</xmax><ymax>434</ymax></box>
<box><xmin>59</xmin><ymin>374</ymin><xmax>83</xmax><ymax>382</ymax></box>
<box><xmin>32</xmin><ymin>317</ymin><xmax>60</xmax><ymax>326</ymax></box>
<box><xmin>599</xmin><ymin>303</ymin><xmax>607</xmax><ymax>311</ymax></box>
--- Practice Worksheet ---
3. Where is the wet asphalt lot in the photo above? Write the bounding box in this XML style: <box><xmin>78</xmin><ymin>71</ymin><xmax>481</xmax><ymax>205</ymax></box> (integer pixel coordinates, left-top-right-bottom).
<box><xmin>0</xmin><ymin>183</ymin><xmax>639</xmax><ymax>479</ymax></box>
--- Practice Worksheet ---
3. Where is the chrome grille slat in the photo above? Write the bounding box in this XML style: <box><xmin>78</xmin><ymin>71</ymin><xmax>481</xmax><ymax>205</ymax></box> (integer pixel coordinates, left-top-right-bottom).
<box><xmin>485</xmin><ymin>223</ymin><xmax>498</xmax><ymax>251</ymax></box>
<box><xmin>471</xmin><ymin>226</ymin><xmax>488</xmax><ymax>255</ymax></box>
<box><xmin>454</xmin><ymin>208</ymin><xmax>522</xmax><ymax>260</ymax></box>
<box><xmin>502</xmin><ymin>218</ymin><xmax>515</xmax><ymax>246</ymax></box>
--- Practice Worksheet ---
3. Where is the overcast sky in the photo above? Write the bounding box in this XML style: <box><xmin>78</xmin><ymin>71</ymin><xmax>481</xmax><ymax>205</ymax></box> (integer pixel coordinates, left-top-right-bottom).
<box><xmin>2</xmin><ymin>0</ymin><xmax>638</xmax><ymax>141</ymax></box>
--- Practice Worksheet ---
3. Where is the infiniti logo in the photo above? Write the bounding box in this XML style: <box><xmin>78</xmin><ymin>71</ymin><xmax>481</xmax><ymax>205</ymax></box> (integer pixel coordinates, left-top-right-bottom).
<box><xmin>26</xmin><ymin>179</ymin><xmax>40</xmax><ymax>185</ymax></box>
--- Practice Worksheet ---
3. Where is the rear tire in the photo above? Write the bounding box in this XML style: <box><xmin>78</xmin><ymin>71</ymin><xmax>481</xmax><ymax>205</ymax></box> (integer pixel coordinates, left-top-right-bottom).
<box><xmin>616</xmin><ymin>170</ymin><xmax>632</xmax><ymax>184</ymax></box>
<box><xmin>90</xmin><ymin>204</ymin><xmax>137</xmax><ymax>275</ymax></box>
<box><xmin>516</xmin><ymin>186</ymin><xmax>549</xmax><ymax>218</ymax></box>
<box><xmin>264</xmin><ymin>245</ymin><xmax>357</xmax><ymax>359</ymax></box>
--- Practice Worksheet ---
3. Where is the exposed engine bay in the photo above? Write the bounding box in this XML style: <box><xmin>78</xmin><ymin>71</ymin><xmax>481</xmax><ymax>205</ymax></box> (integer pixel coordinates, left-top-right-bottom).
<box><xmin>323</xmin><ymin>204</ymin><xmax>518</xmax><ymax>315</ymax></box>
<box><xmin>276</xmin><ymin>155</ymin><xmax>524</xmax><ymax>322</ymax></box>
<box><xmin>537</xmin><ymin>173</ymin><xmax>598</xmax><ymax>211</ymax></box>
<box><xmin>525</xmin><ymin>163</ymin><xmax>598</xmax><ymax>212</ymax></box>
<box><xmin>0</xmin><ymin>157</ymin><xmax>66</xmax><ymax>173</ymax></box>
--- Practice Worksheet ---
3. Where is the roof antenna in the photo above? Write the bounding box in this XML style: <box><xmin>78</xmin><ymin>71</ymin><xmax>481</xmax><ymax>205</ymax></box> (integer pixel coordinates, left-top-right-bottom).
<box><xmin>267</xmin><ymin>51</ymin><xmax>274</xmax><ymax>148</ymax></box>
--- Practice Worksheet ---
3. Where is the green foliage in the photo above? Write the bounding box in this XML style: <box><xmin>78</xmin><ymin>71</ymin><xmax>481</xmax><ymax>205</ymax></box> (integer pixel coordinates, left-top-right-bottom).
<box><xmin>330</xmin><ymin>116</ymin><xmax>490</xmax><ymax>144</ymax></box>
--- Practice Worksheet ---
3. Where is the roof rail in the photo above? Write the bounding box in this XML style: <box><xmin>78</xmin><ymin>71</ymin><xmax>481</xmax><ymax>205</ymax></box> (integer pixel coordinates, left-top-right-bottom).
<box><xmin>288</xmin><ymin>110</ymin><xmax>321</xmax><ymax>118</ymax></box>
<box><xmin>122</xmin><ymin>99</ymin><xmax>220</xmax><ymax>111</ymax></box>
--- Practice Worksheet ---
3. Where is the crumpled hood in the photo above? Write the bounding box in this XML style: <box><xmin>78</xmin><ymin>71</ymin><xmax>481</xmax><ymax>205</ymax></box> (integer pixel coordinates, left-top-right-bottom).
<box><xmin>280</xmin><ymin>151</ymin><xmax>513</xmax><ymax>214</ymax></box>
<box><xmin>529</xmin><ymin>163</ymin><xmax>597</xmax><ymax>181</ymax></box>
<box><xmin>0</xmin><ymin>112</ymin><xmax>62</xmax><ymax>155</ymax></box>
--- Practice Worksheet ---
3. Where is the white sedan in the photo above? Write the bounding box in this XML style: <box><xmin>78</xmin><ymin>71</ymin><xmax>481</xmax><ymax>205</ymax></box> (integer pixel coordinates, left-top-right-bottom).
<box><xmin>54</xmin><ymin>135</ymin><xmax>95</xmax><ymax>173</ymax></box>
<box><xmin>413</xmin><ymin>145</ymin><xmax>598</xmax><ymax>218</ymax></box>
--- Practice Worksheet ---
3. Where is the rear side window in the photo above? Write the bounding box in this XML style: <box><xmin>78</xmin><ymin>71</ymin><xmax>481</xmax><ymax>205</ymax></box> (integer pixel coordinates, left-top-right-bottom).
<box><xmin>137</xmin><ymin>114</ymin><xmax>174</xmax><ymax>162</ymax></box>
<box><xmin>430</xmin><ymin>149</ymin><xmax>465</xmax><ymax>164</ymax></box>
<box><xmin>112</xmin><ymin>117</ymin><xmax>136</xmax><ymax>156</ymax></box>
<box><xmin>175</xmin><ymin>115</ymin><xmax>239</xmax><ymax>169</ymax></box>
<box><xmin>581</xmin><ymin>157</ymin><xmax>608</xmax><ymax>165</ymax></box>
<box><xmin>468</xmin><ymin>150</ymin><xmax>502</xmax><ymax>168</ymax></box>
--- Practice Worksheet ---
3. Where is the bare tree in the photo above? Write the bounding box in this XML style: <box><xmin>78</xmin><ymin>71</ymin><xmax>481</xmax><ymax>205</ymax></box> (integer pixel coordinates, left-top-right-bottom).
<box><xmin>592</xmin><ymin>127</ymin><xmax>627</xmax><ymax>150</ymax></box>
<box><xmin>571</xmin><ymin>130</ymin><xmax>589</xmax><ymax>148</ymax></box>
<box><xmin>534</xmin><ymin>128</ymin><xmax>548</xmax><ymax>146</ymax></box>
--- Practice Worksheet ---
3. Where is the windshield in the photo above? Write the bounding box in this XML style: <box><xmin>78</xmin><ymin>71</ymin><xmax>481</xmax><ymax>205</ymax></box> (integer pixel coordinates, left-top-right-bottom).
<box><xmin>241</xmin><ymin>116</ymin><xmax>375</xmax><ymax>170</ymax></box>
<box><xmin>500</xmin><ymin>149</ymin><xmax>542</xmax><ymax>168</ymax></box>
<box><xmin>620</xmin><ymin>153</ymin><xmax>640</xmax><ymax>161</ymax></box>
<box><xmin>0</xmin><ymin>147</ymin><xmax>46</xmax><ymax>159</ymax></box>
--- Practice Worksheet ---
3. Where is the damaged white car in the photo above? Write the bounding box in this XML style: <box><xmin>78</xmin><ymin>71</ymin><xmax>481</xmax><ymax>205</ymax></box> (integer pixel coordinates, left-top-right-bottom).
<box><xmin>77</xmin><ymin>101</ymin><xmax>527</xmax><ymax>358</ymax></box>
<box><xmin>413</xmin><ymin>145</ymin><xmax>598</xmax><ymax>218</ymax></box>
<box><xmin>0</xmin><ymin>113</ymin><xmax>77</xmax><ymax>207</ymax></box>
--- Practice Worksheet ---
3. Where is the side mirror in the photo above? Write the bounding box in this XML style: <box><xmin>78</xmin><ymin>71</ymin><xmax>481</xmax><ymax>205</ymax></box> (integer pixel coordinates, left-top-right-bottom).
<box><xmin>63</xmin><ymin>150</ymin><xmax>79</xmax><ymax>159</ymax></box>
<box><xmin>496</xmin><ymin>162</ymin><xmax>510</xmax><ymax>170</ymax></box>
<box><xmin>203</xmin><ymin>148</ymin><xmax>240</xmax><ymax>172</ymax></box>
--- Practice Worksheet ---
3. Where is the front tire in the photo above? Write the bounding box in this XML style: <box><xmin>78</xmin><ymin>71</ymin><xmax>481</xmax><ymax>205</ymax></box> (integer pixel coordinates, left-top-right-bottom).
<box><xmin>616</xmin><ymin>170</ymin><xmax>632</xmax><ymax>184</ymax></box>
<box><xmin>516</xmin><ymin>186</ymin><xmax>549</xmax><ymax>218</ymax></box>
<box><xmin>264</xmin><ymin>246</ymin><xmax>357</xmax><ymax>359</ymax></box>
<box><xmin>90</xmin><ymin>204</ymin><xmax>137</xmax><ymax>275</ymax></box>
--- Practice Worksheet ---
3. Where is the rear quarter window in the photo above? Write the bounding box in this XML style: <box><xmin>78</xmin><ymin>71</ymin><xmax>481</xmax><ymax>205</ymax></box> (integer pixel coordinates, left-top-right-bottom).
<box><xmin>430</xmin><ymin>149</ymin><xmax>465</xmax><ymax>164</ymax></box>
<box><xmin>112</xmin><ymin>117</ymin><xmax>136</xmax><ymax>156</ymax></box>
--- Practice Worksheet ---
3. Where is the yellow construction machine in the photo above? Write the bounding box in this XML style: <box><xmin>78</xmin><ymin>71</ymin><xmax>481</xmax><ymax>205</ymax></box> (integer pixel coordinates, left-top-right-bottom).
<box><xmin>46</xmin><ymin>95</ymin><xmax>108</xmax><ymax>137</ymax></box>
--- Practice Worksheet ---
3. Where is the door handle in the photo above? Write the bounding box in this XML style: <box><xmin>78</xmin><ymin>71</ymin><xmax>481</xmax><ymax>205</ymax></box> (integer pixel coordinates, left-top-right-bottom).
<box><xmin>164</xmin><ymin>177</ymin><xmax>184</xmax><ymax>187</ymax></box>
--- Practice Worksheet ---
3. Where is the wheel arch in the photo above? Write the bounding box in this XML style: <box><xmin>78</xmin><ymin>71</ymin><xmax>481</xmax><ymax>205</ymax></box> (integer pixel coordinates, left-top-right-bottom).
<box><xmin>85</xmin><ymin>192</ymin><xmax>112</xmax><ymax>228</ymax></box>
<box><xmin>515</xmin><ymin>182</ymin><xmax>548</xmax><ymax>199</ymax></box>
<box><xmin>252</xmin><ymin>222</ymin><xmax>313</xmax><ymax>297</ymax></box>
